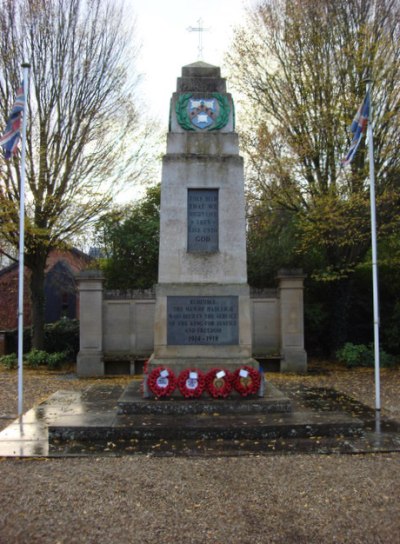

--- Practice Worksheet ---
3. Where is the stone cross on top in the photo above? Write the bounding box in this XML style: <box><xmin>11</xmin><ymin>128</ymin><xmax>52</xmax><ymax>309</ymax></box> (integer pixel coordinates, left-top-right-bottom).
<box><xmin>187</xmin><ymin>18</ymin><xmax>209</xmax><ymax>60</ymax></box>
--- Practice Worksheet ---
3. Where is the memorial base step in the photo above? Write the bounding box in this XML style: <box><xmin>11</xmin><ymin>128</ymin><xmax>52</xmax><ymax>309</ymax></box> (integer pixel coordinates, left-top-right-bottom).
<box><xmin>118</xmin><ymin>381</ymin><xmax>291</xmax><ymax>415</ymax></box>
<box><xmin>147</xmin><ymin>356</ymin><xmax>259</xmax><ymax>374</ymax></box>
<box><xmin>48</xmin><ymin>381</ymin><xmax>364</xmax><ymax>446</ymax></box>
<box><xmin>48</xmin><ymin>411</ymin><xmax>364</xmax><ymax>444</ymax></box>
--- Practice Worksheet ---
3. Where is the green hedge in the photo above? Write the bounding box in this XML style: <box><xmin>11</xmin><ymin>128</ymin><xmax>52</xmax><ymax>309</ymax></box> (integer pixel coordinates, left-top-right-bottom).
<box><xmin>43</xmin><ymin>319</ymin><xmax>79</xmax><ymax>357</ymax></box>
<box><xmin>5</xmin><ymin>318</ymin><xmax>79</xmax><ymax>359</ymax></box>
<box><xmin>24</xmin><ymin>349</ymin><xmax>67</xmax><ymax>369</ymax></box>
<box><xmin>336</xmin><ymin>342</ymin><xmax>396</xmax><ymax>368</ymax></box>
<box><xmin>1</xmin><ymin>350</ymin><xmax>67</xmax><ymax>370</ymax></box>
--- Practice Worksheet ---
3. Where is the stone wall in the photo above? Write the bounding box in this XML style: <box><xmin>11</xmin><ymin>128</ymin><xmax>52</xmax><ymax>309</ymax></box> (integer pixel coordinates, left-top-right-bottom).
<box><xmin>77</xmin><ymin>271</ymin><xmax>307</xmax><ymax>376</ymax></box>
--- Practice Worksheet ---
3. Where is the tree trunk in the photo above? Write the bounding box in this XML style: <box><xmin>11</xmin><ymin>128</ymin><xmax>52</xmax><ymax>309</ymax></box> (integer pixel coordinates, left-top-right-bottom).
<box><xmin>29</xmin><ymin>257</ymin><xmax>47</xmax><ymax>350</ymax></box>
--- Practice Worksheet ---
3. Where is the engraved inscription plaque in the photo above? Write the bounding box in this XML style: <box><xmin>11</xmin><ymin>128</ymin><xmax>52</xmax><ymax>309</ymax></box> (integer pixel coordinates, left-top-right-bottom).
<box><xmin>167</xmin><ymin>296</ymin><xmax>238</xmax><ymax>345</ymax></box>
<box><xmin>187</xmin><ymin>189</ymin><xmax>218</xmax><ymax>252</ymax></box>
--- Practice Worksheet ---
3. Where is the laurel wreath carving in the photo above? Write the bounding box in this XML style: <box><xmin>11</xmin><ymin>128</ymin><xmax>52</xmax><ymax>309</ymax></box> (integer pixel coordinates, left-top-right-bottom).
<box><xmin>175</xmin><ymin>92</ymin><xmax>231</xmax><ymax>131</ymax></box>
<box><xmin>209</xmin><ymin>92</ymin><xmax>230</xmax><ymax>131</ymax></box>
<box><xmin>175</xmin><ymin>94</ymin><xmax>195</xmax><ymax>131</ymax></box>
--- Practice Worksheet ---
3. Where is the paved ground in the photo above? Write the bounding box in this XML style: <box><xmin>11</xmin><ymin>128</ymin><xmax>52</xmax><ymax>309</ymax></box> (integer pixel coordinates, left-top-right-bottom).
<box><xmin>0</xmin><ymin>363</ymin><xmax>399</xmax><ymax>543</ymax></box>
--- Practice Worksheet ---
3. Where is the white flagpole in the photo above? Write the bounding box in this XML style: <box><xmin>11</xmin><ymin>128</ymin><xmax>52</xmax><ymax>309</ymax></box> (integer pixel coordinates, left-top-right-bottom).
<box><xmin>17</xmin><ymin>62</ymin><xmax>30</xmax><ymax>418</ymax></box>
<box><xmin>366</xmin><ymin>79</ymin><xmax>381</xmax><ymax>412</ymax></box>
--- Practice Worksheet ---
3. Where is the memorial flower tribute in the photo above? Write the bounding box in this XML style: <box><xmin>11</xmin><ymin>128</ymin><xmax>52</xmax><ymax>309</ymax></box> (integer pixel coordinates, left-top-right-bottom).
<box><xmin>205</xmin><ymin>368</ymin><xmax>233</xmax><ymax>398</ymax></box>
<box><xmin>177</xmin><ymin>369</ymin><xmax>206</xmax><ymax>398</ymax></box>
<box><xmin>147</xmin><ymin>366</ymin><xmax>177</xmax><ymax>398</ymax></box>
<box><xmin>143</xmin><ymin>363</ymin><xmax>263</xmax><ymax>399</ymax></box>
<box><xmin>232</xmin><ymin>365</ymin><xmax>261</xmax><ymax>397</ymax></box>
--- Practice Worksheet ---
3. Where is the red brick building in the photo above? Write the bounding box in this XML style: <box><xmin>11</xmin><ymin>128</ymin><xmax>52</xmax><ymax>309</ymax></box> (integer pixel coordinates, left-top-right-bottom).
<box><xmin>0</xmin><ymin>248</ymin><xmax>91</xmax><ymax>330</ymax></box>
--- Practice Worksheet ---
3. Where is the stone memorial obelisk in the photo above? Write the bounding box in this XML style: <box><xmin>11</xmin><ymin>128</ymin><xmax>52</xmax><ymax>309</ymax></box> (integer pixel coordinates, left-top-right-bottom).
<box><xmin>149</xmin><ymin>61</ymin><xmax>258</xmax><ymax>374</ymax></box>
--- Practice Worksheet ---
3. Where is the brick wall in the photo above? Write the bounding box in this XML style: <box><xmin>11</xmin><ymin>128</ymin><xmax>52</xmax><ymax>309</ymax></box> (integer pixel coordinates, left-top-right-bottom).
<box><xmin>0</xmin><ymin>249</ymin><xmax>90</xmax><ymax>330</ymax></box>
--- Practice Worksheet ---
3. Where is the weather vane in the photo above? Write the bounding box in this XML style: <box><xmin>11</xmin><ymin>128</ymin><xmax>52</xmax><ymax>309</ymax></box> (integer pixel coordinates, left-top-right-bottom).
<box><xmin>187</xmin><ymin>18</ymin><xmax>209</xmax><ymax>60</ymax></box>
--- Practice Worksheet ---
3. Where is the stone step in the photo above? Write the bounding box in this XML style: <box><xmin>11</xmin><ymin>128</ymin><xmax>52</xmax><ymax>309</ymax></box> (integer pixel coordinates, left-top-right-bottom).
<box><xmin>117</xmin><ymin>381</ymin><xmax>292</xmax><ymax>415</ymax></box>
<box><xmin>48</xmin><ymin>410</ymin><xmax>364</xmax><ymax>444</ymax></box>
<box><xmin>47</xmin><ymin>382</ymin><xmax>365</xmax><ymax>452</ymax></box>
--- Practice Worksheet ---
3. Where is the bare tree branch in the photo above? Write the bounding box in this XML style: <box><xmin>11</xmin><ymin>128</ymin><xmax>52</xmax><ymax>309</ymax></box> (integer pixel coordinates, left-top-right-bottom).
<box><xmin>0</xmin><ymin>0</ymin><xmax>160</xmax><ymax>347</ymax></box>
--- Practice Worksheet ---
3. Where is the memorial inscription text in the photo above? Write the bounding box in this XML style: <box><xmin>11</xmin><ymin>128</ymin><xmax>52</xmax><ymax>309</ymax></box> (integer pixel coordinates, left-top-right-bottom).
<box><xmin>167</xmin><ymin>296</ymin><xmax>238</xmax><ymax>345</ymax></box>
<box><xmin>187</xmin><ymin>189</ymin><xmax>218</xmax><ymax>252</ymax></box>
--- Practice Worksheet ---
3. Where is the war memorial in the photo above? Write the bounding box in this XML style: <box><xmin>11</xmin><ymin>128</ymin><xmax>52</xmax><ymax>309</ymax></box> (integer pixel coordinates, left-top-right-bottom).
<box><xmin>77</xmin><ymin>61</ymin><xmax>308</xmax><ymax>381</ymax></box>
<box><xmin>2</xmin><ymin>63</ymin><xmax>393</xmax><ymax>458</ymax></box>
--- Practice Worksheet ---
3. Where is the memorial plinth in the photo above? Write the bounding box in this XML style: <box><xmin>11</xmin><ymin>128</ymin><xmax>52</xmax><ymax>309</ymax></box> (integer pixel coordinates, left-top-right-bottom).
<box><xmin>149</xmin><ymin>62</ymin><xmax>258</xmax><ymax>374</ymax></box>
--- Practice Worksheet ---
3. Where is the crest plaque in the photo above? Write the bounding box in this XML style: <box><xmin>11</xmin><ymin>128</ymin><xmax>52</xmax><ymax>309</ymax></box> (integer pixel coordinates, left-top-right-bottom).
<box><xmin>188</xmin><ymin>98</ymin><xmax>217</xmax><ymax>129</ymax></box>
<box><xmin>175</xmin><ymin>92</ymin><xmax>230</xmax><ymax>131</ymax></box>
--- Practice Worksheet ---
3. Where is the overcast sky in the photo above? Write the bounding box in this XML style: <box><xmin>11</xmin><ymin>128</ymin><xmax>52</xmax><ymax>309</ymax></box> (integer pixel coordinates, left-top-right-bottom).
<box><xmin>127</xmin><ymin>0</ymin><xmax>251</xmax><ymax>123</ymax></box>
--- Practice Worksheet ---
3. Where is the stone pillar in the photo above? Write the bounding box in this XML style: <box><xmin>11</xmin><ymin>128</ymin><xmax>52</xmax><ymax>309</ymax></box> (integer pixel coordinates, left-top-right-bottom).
<box><xmin>278</xmin><ymin>269</ymin><xmax>307</xmax><ymax>372</ymax></box>
<box><xmin>77</xmin><ymin>270</ymin><xmax>104</xmax><ymax>376</ymax></box>
<box><xmin>150</xmin><ymin>61</ymin><xmax>257</xmax><ymax>374</ymax></box>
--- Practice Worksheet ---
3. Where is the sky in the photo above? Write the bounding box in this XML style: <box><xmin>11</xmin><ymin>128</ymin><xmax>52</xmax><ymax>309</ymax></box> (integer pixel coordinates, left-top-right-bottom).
<box><xmin>126</xmin><ymin>0</ymin><xmax>251</xmax><ymax>124</ymax></box>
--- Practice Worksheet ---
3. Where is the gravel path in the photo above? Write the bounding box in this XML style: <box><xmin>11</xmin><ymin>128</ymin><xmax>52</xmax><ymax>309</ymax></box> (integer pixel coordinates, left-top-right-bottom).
<box><xmin>0</xmin><ymin>364</ymin><xmax>399</xmax><ymax>543</ymax></box>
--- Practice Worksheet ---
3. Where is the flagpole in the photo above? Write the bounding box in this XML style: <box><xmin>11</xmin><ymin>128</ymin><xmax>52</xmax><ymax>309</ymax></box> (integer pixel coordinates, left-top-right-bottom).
<box><xmin>17</xmin><ymin>62</ymin><xmax>30</xmax><ymax>419</ymax></box>
<box><xmin>365</xmin><ymin>79</ymin><xmax>381</xmax><ymax>412</ymax></box>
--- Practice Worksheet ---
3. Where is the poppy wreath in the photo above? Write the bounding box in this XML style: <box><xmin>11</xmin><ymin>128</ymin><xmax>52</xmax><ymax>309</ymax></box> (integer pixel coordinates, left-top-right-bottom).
<box><xmin>232</xmin><ymin>365</ymin><xmax>261</xmax><ymax>397</ymax></box>
<box><xmin>205</xmin><ymin>368</ymin><xmax>233</xmax><ymax>398</ymax></box>
<box><xmin>177</xmin><ymin>369</ymin><xmax>206</xmax><ymax>398</ymax></box>
<box><xmin>147</xmin><ymin>366</ymin><xmax>177</xmax><ymax>398</ymax></box>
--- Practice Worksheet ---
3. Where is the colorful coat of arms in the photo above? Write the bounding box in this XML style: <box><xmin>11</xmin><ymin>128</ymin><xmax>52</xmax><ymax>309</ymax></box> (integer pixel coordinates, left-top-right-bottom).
<box><xmin>188</xmin><ymin>98</ymin><xmax>217</xmax><ymax>129</ymax></box>
<box><xmin>175</xmin><ymin>93</ymin><xmax>231</xmax><ymax>131</ymax></box>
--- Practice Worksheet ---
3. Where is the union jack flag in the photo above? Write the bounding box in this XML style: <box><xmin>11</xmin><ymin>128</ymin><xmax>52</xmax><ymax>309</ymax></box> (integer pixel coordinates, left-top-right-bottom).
<box><xmin>341</xmin><ymin>92</ymin><xmax>370</xmax><ymax>166</ymax></box>
<box><xmin>0</xmin><ymin>82</ymin><xmax>25</xmax><ymax>159</ymax></box>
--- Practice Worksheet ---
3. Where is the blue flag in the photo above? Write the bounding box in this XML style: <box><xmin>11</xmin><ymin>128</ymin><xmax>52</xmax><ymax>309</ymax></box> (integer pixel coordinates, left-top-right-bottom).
<box><xmin>0</xmin><ymin>83</ymin><xmax>25</xmax><ymax>159</ymax></box>
<box><xmin>341</xmin><ymin>92</ymin><xmax>370</xmax><ymax>166</ymax></box>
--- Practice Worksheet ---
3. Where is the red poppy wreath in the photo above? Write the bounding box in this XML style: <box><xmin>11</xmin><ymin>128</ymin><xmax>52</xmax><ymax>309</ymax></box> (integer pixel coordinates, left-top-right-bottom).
<box><xmin>205</xmin><ymin>368</ymin><xmax>233</xmax><ymax>398</ymax></box>
<box><xmin>232</xmin><ymin>365</ymin><xmax>261</xmax><ymax>397</ymax></box>
<box><xmin>178</xmin><ymin>369</ymin><xmax>206</xmax><ymax>398</ymax></box>
<box><xmin>147</xmin><ymin>366</ymin><xmax>177</xmax><ymax>398</ymax></box>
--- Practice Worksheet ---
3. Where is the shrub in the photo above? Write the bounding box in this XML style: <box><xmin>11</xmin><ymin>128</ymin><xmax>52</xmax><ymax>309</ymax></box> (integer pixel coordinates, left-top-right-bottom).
<box><xmin>336</xmin><ymin>343</ymin><xmax>371</xmax><ymax>367</ymax></box>
<box><xmin>5</xmin><ymin>328</ymin><xmax>31</xmax><ymax>355</ymax></box>
<box><xmin>0</xmin><ymin>353</ymin><xmax>18</xmax><ymax>370</ymax></box>
<box><xmin>44</xmin><ymin>318</ymin><xmax>79</xmax><ymax>358</ymax></box>
<box><xmin>24</xmin><ymin>349</ymin><xmax>68</xmax><ymax>369</ymax></box>
<box><xmin>25</xmin><ymin>349</ymin><xmax>49</xmax><ymax>368</ymax></box>
<box><xmin>5</xmin><ymin>318</ymin><xmax>79</xmax><ymax>360</ymax></box>
<box><xmin>46</xmin><ymin>351</ymin><xmax>67</xmax><ymax>370</ymax></box>
<box><xmin>382</xmin><ymin>301</ymin><xmax>400</xmax><ymax>355</ymax></box>
<box><xmin>379</xmin><ymin>349</ymin><xmax>397</xmax><ymax>368</ymax></box>
<box><xmin>336</xmin><ymin>342</ymin><xmax>396</xmax><ymax>368</ymax></box>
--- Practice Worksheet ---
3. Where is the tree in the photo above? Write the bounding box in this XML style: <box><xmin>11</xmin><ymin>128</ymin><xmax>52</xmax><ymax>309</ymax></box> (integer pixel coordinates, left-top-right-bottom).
<box><xmin>227</xmin><ymin>0</ymin><xmax>400</xmax><ymax>276</ymax></box>
<box><xmin>0</xmin><ymin>0</ymin><xmax>155</xmax><ymax>347</ymax></box>
<box><xmin>226</xmin><ymin>0</ymin><xmax>400</xmax><ymax>353</ymax></box>
<box><xmin>95</xmin><ymin>184</ymin><xmax>160</xmax><ymax>290</ymax></box>
<box><xmin>246</xmin><ymin>201</ymin><xmax>302</xmax><ymax>286</ymax></box>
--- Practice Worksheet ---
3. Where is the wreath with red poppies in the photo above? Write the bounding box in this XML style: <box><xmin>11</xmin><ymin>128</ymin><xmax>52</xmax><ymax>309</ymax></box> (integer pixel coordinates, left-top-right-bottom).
<box><xmin>232</xmin><ymin>365</ymin><xmax>261</xmax><ymax>397</ymax></box>
<box><xmin>177</xmin><ymin>369</ymin><xmax>206</xmax><ymax>398</ymax></box>
<box><xmin>147</xmin><ymin>366</ymin><xmax>177</xmax><ymax>398</ymax></box>
<box><xmin>205</xmin><ymin>368</ymin><xmax>233</xmax><ymax>398</ymax></box>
